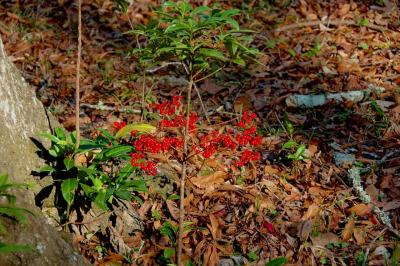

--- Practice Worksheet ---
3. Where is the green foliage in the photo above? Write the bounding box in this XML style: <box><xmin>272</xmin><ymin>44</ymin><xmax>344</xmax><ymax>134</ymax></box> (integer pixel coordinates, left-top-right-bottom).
<box><xmin>159</xmin><ymin>221</ymin><xmax>194</xmax><ymax>245</ymax></box>
<box><xmin>247</xmin><ymin>251</ymin><xmax>258</xmax><ymax>262</ymax></box>
<box><xmin>39</xmin><ymin>127</ymin><xmax>149</xmax><ymax>219</ymax></box>
<box><xmin>266</xmin><ymin>257</ymin><xmax>288</xmax><ymax>266</ymax></box>
<box><xmin>129</xmin><ymin>0</ymin><xmax>260</xmax><ymax>78</ymax></box>
<box><xmin>0</xmin><ymin>173</ymin><xmax>33</xmax><ymax>253</ymax></box>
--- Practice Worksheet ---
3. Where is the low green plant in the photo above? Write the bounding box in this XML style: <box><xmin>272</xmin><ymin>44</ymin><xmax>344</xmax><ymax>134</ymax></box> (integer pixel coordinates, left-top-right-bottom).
<box><xmin>247</xmin><ymin>250</ymin><xmax>258</xmax><ymax>262</ymax></box>
<box><xmin>280</xmin><ymin>114</ymin><xmax>307</xmax><ymax>161</ymax></box>
<box><xmin>39</xmin><ymin>126</ymin><xmax>153</xmax><ymax>219</ymax></box>
<box><xmin>0</xmin><ymin>173</ymin><xmax>33</xmax><ymax>253</ymax></box>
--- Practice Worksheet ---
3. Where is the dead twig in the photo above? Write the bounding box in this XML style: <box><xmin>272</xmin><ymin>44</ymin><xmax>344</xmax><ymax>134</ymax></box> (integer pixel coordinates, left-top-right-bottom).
<box><xmin>362</xmin><ymin>228</ymin><xmax>388</xmax><ymax>266</ymax></box>
<box><xmin>81</xmin><ymin>103</ymin><xmax>141</xmax><ymax>113</ymax></box>
<box><xmin>274</xmin><ymin>19</ymin><xmax>396</xmax><ymax>33</ymax></box>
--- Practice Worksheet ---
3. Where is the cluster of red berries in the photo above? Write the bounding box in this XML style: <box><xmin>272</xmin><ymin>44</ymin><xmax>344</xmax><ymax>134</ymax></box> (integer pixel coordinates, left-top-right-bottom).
<box><xmin>113</xmin><ymin>121</ymin><xmax>126</xmax><ymax>130</ymax></box>
<box><xmin>129</xmin><ymin>135</ymin><xmax>184</xmax><ymax>175</ymax></box>
<box><xmin>150</xmin><ymin>95</ymin><xmax>182</xmax><ymax>115</ymax></box>
<box><xmin>160</xmin><ymin>113</ymin><xmax>198</xmax><ymax>130</ymax></box>
<box><xmin>130</xmin><ymin>153</ymin><xmax>157</xmax><ymax>176</ymax></box>
<box><xmin>197</xmin><ymin>111</ymin><xmax>261</xmax><ymax>166</ymax></box>
<box><xmin>114</xmin><ymin>97</ymin><xmax>262</xmax><ymax>176</ymax></box>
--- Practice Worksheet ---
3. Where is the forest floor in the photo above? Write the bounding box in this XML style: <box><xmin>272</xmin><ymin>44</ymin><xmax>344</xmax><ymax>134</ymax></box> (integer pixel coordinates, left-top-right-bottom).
<box><xmin>1</xmin><ymin>0</ymin><xmax>400</xmax><ymax>265</ymax></box>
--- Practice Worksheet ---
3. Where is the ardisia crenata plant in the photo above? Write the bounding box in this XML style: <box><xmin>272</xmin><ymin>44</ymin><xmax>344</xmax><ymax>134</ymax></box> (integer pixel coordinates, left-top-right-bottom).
<box><xmin>129</xmin><ymin>1</ymin><xmax>261</xmax><ymax>262</ymax></box>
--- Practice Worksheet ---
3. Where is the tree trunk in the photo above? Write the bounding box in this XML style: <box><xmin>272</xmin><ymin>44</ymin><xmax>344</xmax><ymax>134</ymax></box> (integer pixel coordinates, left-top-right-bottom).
<box><xmin>0</xmin><ymin>38</ymin><xmax>88</xmax><ymax>265</ymax></box>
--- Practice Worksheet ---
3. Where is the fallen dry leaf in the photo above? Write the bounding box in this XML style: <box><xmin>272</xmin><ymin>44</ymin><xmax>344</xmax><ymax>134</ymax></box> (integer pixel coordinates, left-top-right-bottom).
<box><xmin>166</xmin><ymin>200</ymin><xmax>179</xmax><ymax>221</ymax></box>
<box><xmin>190</xmin><ymin>171</ymin><xmax>227</xmax><ymax>189</ymax></box>
<box><xmin>311</xmin><ymin>232</ymin><xmax>340</xmax><ymax>247</ymax></box>
<box><xmin>264</xmin><ymin>165</ymin><xmax>281</xmax><ymax>175</ymax></box>
<box><xmin>353</xmin><ymin>228</ymin><xmax>365</xmax><ymax>245</ymax></box>
<box><xmin>302</xmin><ymin>204</ymin><xmax>320</xmax><ymax>220</ymax></box>
<box><xmin>342</xmin><ymin>218</ymin><xmax>355</xmax><ymax>241</ymax></box>
<box><xmin>297</xmin><ymin>219</ymin><xmax>313</xmax><ymax>241</ymax></box>
<box><xmin>346</xmin><ymin>203</ymin><xmax>372</xmax><ymax>217</ymax></box>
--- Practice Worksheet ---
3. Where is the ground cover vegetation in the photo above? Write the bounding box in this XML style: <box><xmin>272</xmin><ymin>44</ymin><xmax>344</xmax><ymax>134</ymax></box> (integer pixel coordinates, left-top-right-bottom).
<box><xmin>0</xmin><ymin>0</ymin><xmax>400</xmax><ymax>265</ymax></box>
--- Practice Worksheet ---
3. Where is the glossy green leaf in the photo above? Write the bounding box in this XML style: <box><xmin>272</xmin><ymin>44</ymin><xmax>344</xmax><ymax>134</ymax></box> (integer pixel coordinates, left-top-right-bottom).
<box><xmin>61</xmin><ymin>178</ymin><xmax>78</xmax><ymax>206</ymax></box>
<box><xmin>123</xmin><ymin>180</ymin><xmax>148</xmax><ymax>192</ymax></box>
<box><xmin>94</xmin><ymin>190</ymin><xmax>108</xmax><ymax>210</ymax></box>
<box><xmin>103</xmin><ymin>145</ymin><xmax>134</xmax><ymax>159</ymax></box>
<box><xmin>199</xmin><ymin>48</ymin><xmax>227</xmax><ymax>61</ymax></box>
<box><xmin>63</xmin><ymin>158</ymin><xmax>74</xmax><ymax>171</ymax></box>
<box><xmin>39</xmin><ymin>132</ymin><xmax>61</xmax><ymax>143</ymax></box>
<box><xmin>114</xmin><ymin>189</ymin><xmax>132</xmax><ymax>200</ymax></box>
<box><xmin>115</xmin><ymin>123</ymin><xmax>157</xmax><ymax>138</ymax></box>
<box><xmin>165</xmin><ymin>23</ymin><xmax>190</xmax><ymax>33</ymax></box>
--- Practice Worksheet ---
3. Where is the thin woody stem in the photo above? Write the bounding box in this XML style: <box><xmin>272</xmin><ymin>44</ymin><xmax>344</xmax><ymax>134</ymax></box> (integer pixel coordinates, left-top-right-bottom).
<box><xmin>177</xmin><ymin>78</ymin><xmax>193</xmax><ymax>265</ymax></box>
<box><xmin>75</xmin><ymin>0</ymin><xmax>82</xmax><ymax>149</ymax></box>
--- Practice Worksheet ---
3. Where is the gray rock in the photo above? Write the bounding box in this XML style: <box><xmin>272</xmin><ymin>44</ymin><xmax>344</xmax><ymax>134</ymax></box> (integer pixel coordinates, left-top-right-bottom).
<box><xmin>334</xmin><ymin>152</ymin><xmax>356</xmax><ymax>167</ymax></box>
<box><xmin>0</xmin><ymin>38</ymin><xmax>88</xmax><ymax>265</ymax></box>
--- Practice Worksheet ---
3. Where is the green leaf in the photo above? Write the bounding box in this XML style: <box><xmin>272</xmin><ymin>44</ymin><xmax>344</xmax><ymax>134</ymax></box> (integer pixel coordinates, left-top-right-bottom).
<box><xmin>38</xmin><ymin>165</ymin><xmax>55</xmax><ymax>173</ymax></box>
<box><xmin>199</xmin><ymin>48</ymin><xmax>227</xmax><ymax>61</ymax></box>
<box><xmin>92</xmin><ymin>178</ymin><xmax>103</xmax><ymax>191</ymax></box>
<box><xmin>115</xmin><ymin>123</ymin><xmax>157</xmax><ymax>138</ymax></box>
<box><xmin>160</xmin><ymin>222</ymin><xmax>177</xmax><ymax>243</ymax></box>
<box><xmin>39</xmin><ymin>132</ymin><xmax>61</xmax><ymax>143</ymax></box>
<box><xmin>287</xmin><ymin>48</ymin><xmax>296</xmax><ymax>57</ymax></box>
<box><xmin>117</xmin><ymin>164</ymin><xmax>135</xmax><ymax>180</ymax></box>
<box><xmin>103</xmin><ymin>145</ymin><xmax>134</xmax><ymax>159</ymax></box>
<box><xmin>282</xmin><ymin>140</ymin><xmax>297</xmax><ymax>150</ymax></box>
<box><xmin>164</xmin><ymin>23</ymin><xmax>190</xmax><ymax>33</ymax></box>
<box><xmin>226</xmin><ymin>18</ymin><xmax>240</xmax><ymax>30</ymax></box>
<box><xmin>164</xmin><ymin>248</ymin><xmax>175</xmax><ymax>259</ymax></box>
<box><xmin>357</xmin><ymin>18</ymin><xmax>369</xmax><ymax>26</ymax></box>
<box><xmin>63</xmin><ymin>158</ymin><xmax>74</xmax><ymax>171</ymax></box>
<box><xmin>283</xmin><ymin>113</ymin><xmax>294</xmax><ymax>135</ymax></box>
<box><xmin>248</xmin><ymin>251</ymin><xmax>258</xmax><ymax>262</ymax></box>
<box><xmin>233</xmin><ymin>57</ymin><xmax>246</xmax><ymax>66</ymax></box>
<box><xmin>114</xmin><ymin>189</ymin><xmax>132</xmax><ymax>200</ymax></box>
<box><xmin>61</xmin><ymin>178</ymin><xmax>78</xmax><ymax>206</ymax></box>
<box><xmin>94</xmin><ymin>190</ymin><xmax>108</xmax><ymax>210</ymax></box>
<box><xmin>288</xmin><ymin>144</ymin><xmax>306</xmax><ymax>161</ymax></box>
<box><xmin>80</xmin><ymin>183</ymin><xmax>95</xmax><ymax>197</ymax></box>
<box><xmin>191</xmin><ymin>5</ymin><xmax>210</xmax><ymax>15</ymax></box>
<box><xmin>123</xmin><ymin>180</ymin><xmax>148</xmax><ymax>192</ymax></box>
<box><xmin>54</xmin><ymin>127</ymin><xmax>66</xmax><ymax>141</ymax></box>
<box><xmin>266</xmin><ymin>257</ymin><xmax>288</xmax><ymax>266</ymax></box>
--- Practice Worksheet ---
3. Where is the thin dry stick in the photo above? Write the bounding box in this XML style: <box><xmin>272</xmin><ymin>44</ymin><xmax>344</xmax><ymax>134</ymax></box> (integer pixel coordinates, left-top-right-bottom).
<box><xmin>274</xmin><ymin>19</ymin><xmax>396</xmax><ymax>33</ymax></box>
<box><xmin>75</xmin><ymin>0</ymin><xmax>82</xmax><ymax>149</ymax></box>
<box><xmin>177</xmin><ymin>78</ymin><xmax>193</xmax><ymax>266</ymax></box>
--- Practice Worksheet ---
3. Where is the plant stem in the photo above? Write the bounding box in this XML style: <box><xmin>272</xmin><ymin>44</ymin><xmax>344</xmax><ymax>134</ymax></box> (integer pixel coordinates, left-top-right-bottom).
<box><xmin>177</xmin><ymin>78</ymin><xmax>193</xmax><ymax>266</ymax></box>
<box><xmin>75</xmin><ymin>0</ymin><xmax>82</xmax><ymax>149</ymax></box>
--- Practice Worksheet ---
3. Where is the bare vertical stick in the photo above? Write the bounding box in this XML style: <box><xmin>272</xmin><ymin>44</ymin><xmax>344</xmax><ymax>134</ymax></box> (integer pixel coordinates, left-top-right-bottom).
<box><xmin>177</xmin><ymin>78</ymin><xmax>193</xmax><ymax>266</ymax></box>
<box><xmin>75</xmin><ymin>0</ymin><xmax>82</xmax><ymax>149</ymax></box>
